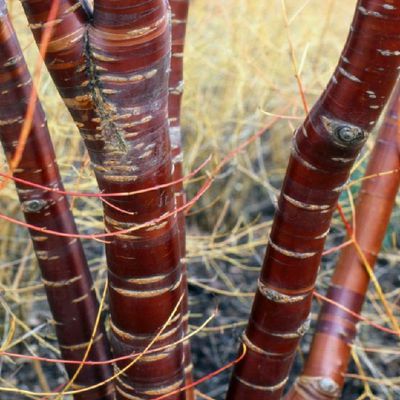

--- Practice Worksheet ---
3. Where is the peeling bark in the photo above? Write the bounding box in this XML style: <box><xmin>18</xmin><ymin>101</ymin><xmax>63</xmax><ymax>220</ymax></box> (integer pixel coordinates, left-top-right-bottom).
<box><xmin>21</xmin><ymin>1</ymin><xmax>187</xmax><ymax>398</ymax></box>
<box><xmin>226</xmin><ymin>1</ymin><xmax>400</xmax><ymax>399</ymax></box>
<box><xmin>0</xmin><ymin>2</ymin><xmax>113</xmax><ymax>399</ymax></box>
<box><xmin>285</xmin><ymin>82</ymin><xmax>400</xmax><ymax>400</ymax></box>
<box><xmin>169</xmin><ymin>1</ymin><xmax>194</xmax><ymax>398</ymax></box>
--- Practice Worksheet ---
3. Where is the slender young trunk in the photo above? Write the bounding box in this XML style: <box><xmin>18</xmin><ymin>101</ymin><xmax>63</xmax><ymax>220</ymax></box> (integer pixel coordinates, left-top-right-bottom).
<box><xmin>22</xmin><ymin>1</ymin><xmax>188</xmax><ymax>398</ymax></box>
<box><xmin>169</xmin><ymin>0</ymin><xmax>189</xmax><ymax>250</ymax></box>
<box><xmin>285</xmin><ymin>83</ymin><xmax>400</xmax><ymax>400</ymax></box>
<box><xmin>226</xmin><ymin>2</ymin><xmax>400</xmax><ymax>399</ymax></box>
<box><xmin>169</xmin><ymin>1</ymin><xmax>194</xmax><ymax>398</ymax></box>
<box><xmin>0</xmin><ymin>3</ymin><xmax>113</xmax><ymax>399</ymax></box>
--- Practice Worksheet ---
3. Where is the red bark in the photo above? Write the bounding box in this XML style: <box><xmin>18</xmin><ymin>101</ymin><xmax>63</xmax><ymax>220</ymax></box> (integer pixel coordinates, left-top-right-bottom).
<box><xmin>169</xmin><ymin>1</ymin><xmax>194</xmax><ymax>398</ymax></box>
<box><xmin>169</xmin><ymin>0</ymin><xmax>189</xmax><ymax>253</ymax></box>
<box><xmin>285</xmin><ymin>82</ymin><xmax>400</xmax><ymax>400</ymax></box>
<box><xmin>0</xmin><ymin>2</ymin><xmax>113</xmax><ymax>399</ymax></box>
<box><xmin>226</xmin><ymin>1</ymin><xmax>400</xmax><ymax>399</ymax></box>
<box><xmin>21</xmin><ymin>1</ymin><xmax>188</xmax><ymax>398</ymax></box>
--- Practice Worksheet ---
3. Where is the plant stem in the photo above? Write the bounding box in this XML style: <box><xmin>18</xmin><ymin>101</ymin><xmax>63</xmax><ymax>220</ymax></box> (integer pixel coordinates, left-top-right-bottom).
<box><xmin>226</xmin><ymin>1</ymin><xmax>400</xmax><ymax>399</ymax></box>
<box><xmin>285</xmin><ymin>82</ymin><xmax>400</xmax><ymax>400</ymax></box>
<box><xmin>22</xmin><ymin>1</ymin><xmax>188</xmax><ymax>398</ymax></box>
<box><xmin>0</xmin><ymin>2</ymin><xmax>113</xmax><ymax>399</ymax></box>
<box><xmin>169</xmin><ymin>1</ymin><xmax>194</xmax><ymax>398</ymax></box>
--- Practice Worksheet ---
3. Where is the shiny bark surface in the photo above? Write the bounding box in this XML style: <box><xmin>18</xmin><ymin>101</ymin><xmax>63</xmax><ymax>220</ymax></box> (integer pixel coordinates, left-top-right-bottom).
<box><xmin>169</xmin><ymin>1</ymin><xmax>194</xmax><ymax>398</ymax></box>
<box><xmin>0</xmin><ymin>3</ymin><xmax>113</xmax><ymax>399</ymax></box>
<box><xmin>226</xmin><ymin>1</ymin><xmax>400</xmax><ymax>399</ymax></box>
<box><xmin>285</xmin><ymin>82</ymin><xmax>400</xmax><ymax>400</ymax></box>
<box><xmin>169</xmin><ymin>0</ymin><xmax>188</xmax><ymax>250</ymax></box>
<box><xmin>21</xmin><ymin>1</ymin><xmax>187</xmax><ymax>399</ymax></box>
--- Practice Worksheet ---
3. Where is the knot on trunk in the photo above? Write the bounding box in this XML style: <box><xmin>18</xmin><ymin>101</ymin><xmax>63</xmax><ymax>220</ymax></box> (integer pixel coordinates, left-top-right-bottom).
<box><xmin>321</xmin><ymin>116</ymin><xmax>367</xmax><ymax>147</ymax></box>
<box><xmin>22</xmin><ymin>199</ymin><xmax>47</xmax><ymax>213</ymax></box>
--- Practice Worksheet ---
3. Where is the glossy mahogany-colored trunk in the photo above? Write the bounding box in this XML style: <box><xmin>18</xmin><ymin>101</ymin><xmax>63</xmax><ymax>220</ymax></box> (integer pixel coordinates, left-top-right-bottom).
<box><xmin>169</xmin><ymin>0</ymin><xmax>189</xmax><ymax>252</ymax></box>
<box><xmin>169</xmin><ymin>1</ymin><xmax>194</xmax><ymax>398</ymax></box>
<box><xmin>226</xmin><ymin>1</ymin><xmax>400</xmax><ymax>399</ymax></box>
<box><xmin>0</xmin><ymin>3</ymin><xmax>113</xmax><ymax>399</ymax></box>
<box><xmin>285</xmin><ymin>83</ymin><xmax>400</xmax><ymax>400</ymax></box>
<box><xmin>21</xmin><ymin>1</ymin><xmax>187</xmax><ymax>399</ymax></box>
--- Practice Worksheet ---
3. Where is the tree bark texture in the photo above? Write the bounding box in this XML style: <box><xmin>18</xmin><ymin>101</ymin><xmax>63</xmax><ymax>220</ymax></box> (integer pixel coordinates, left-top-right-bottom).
<box><xmin>169</xmin><ymin>1</ymin><xmax>194</xmax><ymax>398</ymax></box>
<box><xmin>285</xmin><ymin>81</ymin><xmax>400</xmax><ymax>400</ymax></box>
<box><xmin>226</xmin><ymin>1</ymin><xmax>400</xmax><ymax>399</ymax></box>
<box><xmin>0</xmin><ymin>2</ymin><xmax>113</xmax><ymax>399</ymax></box>
<box><xmin>21</xmin><ymin>1</ymin><xmax>187</xmax><ymax>399</ymax></box>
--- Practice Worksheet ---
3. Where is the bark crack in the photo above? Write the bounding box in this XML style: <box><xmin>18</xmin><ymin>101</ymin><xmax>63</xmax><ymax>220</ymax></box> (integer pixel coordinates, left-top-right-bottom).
<box><xmin>83</xmin><ymin>29</ymin><xmax>128</xmax><ymax>153</ymax></box>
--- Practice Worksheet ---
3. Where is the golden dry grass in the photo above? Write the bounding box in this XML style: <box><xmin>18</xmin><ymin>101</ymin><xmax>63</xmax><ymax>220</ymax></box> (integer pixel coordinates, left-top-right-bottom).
<box><xmin>0</xmin><ymin>0</ymin><xmax>399</xmax><ymax>399</ymax></box>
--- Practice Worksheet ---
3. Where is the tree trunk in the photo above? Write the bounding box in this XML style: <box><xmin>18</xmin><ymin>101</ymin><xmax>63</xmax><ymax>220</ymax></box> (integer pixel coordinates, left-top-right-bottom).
<box><xmin>0</xmin><ymin>2</ymin><xmax>113</xmax><ymax>399</ymax></box>
<box><xmin>21</xmin><ymin>1</ymin><xmax>188</xmax><ymax>398</ymax></box>
<box><xmin>169</xmin><ymin>1</ymin><xmax>194</xmax><ymax>398</ymax></box>
<box><xmin>285</xmin><ymin>82</ymin><xmax>400</xmax><ymax>400</ymax></box>
<box><xmin>226</xmin><ymin>1</ymin><xmax>400</xmax><ymax>399</ymax></box>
